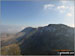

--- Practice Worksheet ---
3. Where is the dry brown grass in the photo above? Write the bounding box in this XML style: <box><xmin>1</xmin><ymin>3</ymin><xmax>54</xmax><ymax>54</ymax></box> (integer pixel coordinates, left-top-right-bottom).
<box><xmin>1</xmin><ymin>44</ymin><xmax>21</xmax><ymax>55</ymax></box>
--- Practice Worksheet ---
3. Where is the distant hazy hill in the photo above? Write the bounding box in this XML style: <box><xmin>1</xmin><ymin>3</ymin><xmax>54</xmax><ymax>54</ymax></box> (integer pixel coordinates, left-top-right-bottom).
<box><xmin>16</xmin><ymin>24</ymin><xmax>74</xmax><ymax>55</ymax></box>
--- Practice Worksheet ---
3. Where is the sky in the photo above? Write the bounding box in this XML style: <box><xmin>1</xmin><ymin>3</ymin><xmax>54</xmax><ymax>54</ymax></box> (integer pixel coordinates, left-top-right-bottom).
<box><xmin>0</xmin><ymin>0</ymin><xmax>74</xmax><ymax>33</ymax></box>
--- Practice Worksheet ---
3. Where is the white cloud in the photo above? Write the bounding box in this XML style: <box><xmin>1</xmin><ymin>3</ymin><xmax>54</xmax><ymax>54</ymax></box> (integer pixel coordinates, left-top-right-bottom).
<box><xmin>57</xmin><ymin>5</ymin><xmax>66</xmax><ymax>9</ymax></box>
<box><xmin>57</xmin><ymin>5</ymin><xmax>68</xmax><ymax>13</ymax></box>
<box><xmin>43</xmin><ymin>1</ymin><xmax>74</xmax><ymax>17</ymax></box>
<box><xmin>67</xmin><ymin>13</ymin><xmax>72</xmax><ymax>17</ymax></box>
<box><xmin>44</xmin><ymin>4</ymin><xmax>55</xmax><ymax>10</ymax></box>
<box><xmin>57</xmin><ymin>0</ymin><xmax>74</xmax><ymax>14</ymax></box>
<box><xmin>56</xmin><ymin>4</ymin><xmax>74</xmax><ymax>15</ymax></box>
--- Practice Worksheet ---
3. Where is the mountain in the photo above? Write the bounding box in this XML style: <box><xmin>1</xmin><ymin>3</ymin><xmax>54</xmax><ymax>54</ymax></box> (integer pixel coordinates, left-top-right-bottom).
<box><xmin>1</xmin><ymin>24</ymin><xmax>74</xmax><ymax>55</ymax></box>
<box><xmin>16</xmin><ymin>24</ymin><xmax>74</xmax><ymax>55</ymax></box>
<box><xmin>16</xmin><ymin>27</ymin><xmax>37</xmax><ymax>42</ymax></box>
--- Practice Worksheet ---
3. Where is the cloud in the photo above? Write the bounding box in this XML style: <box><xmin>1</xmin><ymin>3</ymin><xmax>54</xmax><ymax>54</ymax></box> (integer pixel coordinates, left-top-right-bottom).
<box><xmin>57</xmin><ymin>0</ymin><xmax>74</xmax><ymax>14</ymax></box>
<box><xmin>57</xmin><ymin>5</ymin><xmax>66</xmax><ymax>9</ymax></box>
<box><xmin>67</xmin><ymin>13</ymin><xmax>72</xmax><ymax>17</ymax></box>
<box><xmin>56</xmin><ymin>5</ymin><xmax>74</xmax><ymax>15</ymax></box>
<box><xmin>44</xmin><ymin>4</ymin><xmax>55</xmax><ymax>10</ymax></box>
<box><xmin>57</xmin><ymin>5</ymin><xmax>67</xmax><ymax>13</ymax></box>
<box><xmin>57</xmin><ymin>5</ymin><xmax>70</xmax><ymax>13</ymax></box>
<box><xmin>43</xmin><ymin>1</ymin><xmax>74</xmax><ymax>17</ymax></box>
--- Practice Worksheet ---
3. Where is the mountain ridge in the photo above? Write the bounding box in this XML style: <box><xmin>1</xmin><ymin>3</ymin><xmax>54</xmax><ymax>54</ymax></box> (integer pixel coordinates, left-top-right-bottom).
<box><xmin>17</xmin><ymin>24</ymin><xmax>74</xmax><ymax>55</ymax></box>
<box><xmin>1</xmin><ymin>24</ymin><xmax>74</xmax><ymax>55</ymax></box>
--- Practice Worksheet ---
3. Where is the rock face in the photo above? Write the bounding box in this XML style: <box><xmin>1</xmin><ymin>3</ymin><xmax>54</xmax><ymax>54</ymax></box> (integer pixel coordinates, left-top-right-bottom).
<box><xmin>16</xmin><ymin>24</ymin><xmax>74</xmax><ymax>55</ymax></box>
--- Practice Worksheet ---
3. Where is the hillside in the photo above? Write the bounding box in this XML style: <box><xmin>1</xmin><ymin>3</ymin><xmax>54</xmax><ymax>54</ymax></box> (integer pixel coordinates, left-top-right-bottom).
<box><xmin>1</xmin><ymin>24</ymin><xmax>74</xmax><ymax>55</ymax></box>
<box><xmin>17</xmin><ymin>24</ymin><xmax>74</xmax><ymax>55</ymax></box>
